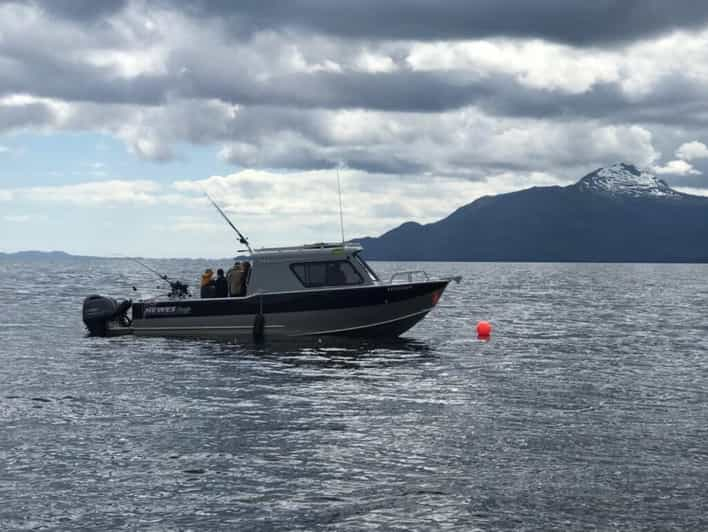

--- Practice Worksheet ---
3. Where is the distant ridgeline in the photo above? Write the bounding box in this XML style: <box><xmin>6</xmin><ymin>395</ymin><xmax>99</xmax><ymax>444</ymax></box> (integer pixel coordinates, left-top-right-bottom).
<box><xmin>0</xmin><ymin>250</ymin><xmax>77</xmax><ymax>260</ymax></box>
<box><xmin>356</xmin><ymin>163</ymin><xmax>708</xmax><ymax>262</ymax></box>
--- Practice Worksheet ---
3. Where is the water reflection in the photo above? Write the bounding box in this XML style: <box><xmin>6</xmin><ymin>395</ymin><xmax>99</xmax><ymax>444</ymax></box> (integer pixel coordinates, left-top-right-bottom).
<box><xmin>3</xmin><ymin>258</ymin><xmax>708</xmax><ymax>530</ymax></box>
<box><xmin>186</xmin><ymin>335</ymin><xmax>437</xmax><ymax>370</ymax></box>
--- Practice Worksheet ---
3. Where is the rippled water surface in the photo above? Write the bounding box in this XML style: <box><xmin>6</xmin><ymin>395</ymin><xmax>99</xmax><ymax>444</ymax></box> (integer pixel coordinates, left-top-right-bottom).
<box><xmin>1</xmin><ymin>258</ymin><xmax>707</xmax><ymax>530</ymax></box>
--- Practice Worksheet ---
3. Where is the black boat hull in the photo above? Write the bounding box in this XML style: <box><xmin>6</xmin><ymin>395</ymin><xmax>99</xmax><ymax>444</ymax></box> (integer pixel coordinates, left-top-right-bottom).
<box><xmin>125</xmin><ymin>280</ymin><xmax>449</xmax><ymax>339</ymax></box>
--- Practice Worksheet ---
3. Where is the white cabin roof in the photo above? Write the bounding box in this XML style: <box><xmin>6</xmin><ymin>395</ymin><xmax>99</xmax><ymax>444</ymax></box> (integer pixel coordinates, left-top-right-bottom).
<box><xmin>249</xmin><ymin>242</ymin><xmax>363</xmax><ymax>262</ymax></box>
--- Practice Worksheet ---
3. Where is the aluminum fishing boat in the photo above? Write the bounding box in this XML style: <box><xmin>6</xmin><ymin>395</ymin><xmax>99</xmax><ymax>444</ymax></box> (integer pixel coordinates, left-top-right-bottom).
<box><xmin>82</xmin><ymin>242</ymin><xmax>460</xmax><ymax>340</ymax></box>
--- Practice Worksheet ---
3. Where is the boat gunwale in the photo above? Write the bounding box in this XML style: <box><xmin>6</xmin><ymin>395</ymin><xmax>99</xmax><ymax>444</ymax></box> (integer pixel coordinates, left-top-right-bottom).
<box><xmin>137</xmin><ymin>278</ymin><xmax>451</xmax><ymax>304</ymax></box>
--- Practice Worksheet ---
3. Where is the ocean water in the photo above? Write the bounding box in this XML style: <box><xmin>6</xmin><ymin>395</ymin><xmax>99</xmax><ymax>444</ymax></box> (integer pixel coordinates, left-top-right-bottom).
<box><xmin>1</xmin><ymin>258</ymin><xmax>707</xmax><ymax>531</ymax></box>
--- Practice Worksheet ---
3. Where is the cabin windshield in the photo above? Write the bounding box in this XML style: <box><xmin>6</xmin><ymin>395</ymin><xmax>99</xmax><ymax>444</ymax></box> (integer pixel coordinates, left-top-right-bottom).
<box><xmin>290</xmin><ymin>260</ymin><xmax>363</xmax><ymax>288</ymax></box>
<box><xmin>353</xmin><ymin>252</ymin><xmax>379</xmax><ymax>282</ymax></box>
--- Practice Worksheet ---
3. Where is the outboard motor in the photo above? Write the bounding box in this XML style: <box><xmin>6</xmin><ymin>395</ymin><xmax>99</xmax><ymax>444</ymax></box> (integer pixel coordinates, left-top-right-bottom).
<box><xmin>82</xmin><ymin>295</ymin><xmax>132</xmax><ymax>337</ymax></box>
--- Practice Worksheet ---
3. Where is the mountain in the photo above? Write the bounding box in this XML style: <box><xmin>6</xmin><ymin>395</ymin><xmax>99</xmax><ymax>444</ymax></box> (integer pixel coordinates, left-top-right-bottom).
<box><xmin>0</xmin><ymin>250</ymin><xmax>76</xmax><ymax>260</ymax></box>
<box><xmin>356</xmin><ymin>163</ymin><xmax>708</xmax><ymax>262</ymax></box>
<box><xmin>575</xmin><ymin>163</ymin><xmax>681</xmax><ymax>198</ymax></box>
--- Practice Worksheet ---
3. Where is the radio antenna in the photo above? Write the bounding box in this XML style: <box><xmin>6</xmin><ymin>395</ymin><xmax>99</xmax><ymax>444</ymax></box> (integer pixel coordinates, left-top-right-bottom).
<box><xmin>336</xmin><ymin>166</ymin><xmax>345</xmax><ymax>244</ymax></box>
<box><xmin>203</xmin><ymin>189</ymin><xmax>254</xmax><ymax>254</ymax></box>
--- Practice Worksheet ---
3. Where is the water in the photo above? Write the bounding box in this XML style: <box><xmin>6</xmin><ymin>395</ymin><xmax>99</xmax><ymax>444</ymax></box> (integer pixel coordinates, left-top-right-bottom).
<box><xmin>1</xmin><ymin>258</ymin><xmax>707</xmax><ymax>530</ymax></box>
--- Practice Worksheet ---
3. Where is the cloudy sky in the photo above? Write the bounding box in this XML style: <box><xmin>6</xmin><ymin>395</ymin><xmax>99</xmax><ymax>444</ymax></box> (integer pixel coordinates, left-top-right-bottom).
<box><xmin>2</xmin><ymin>0</ymin><xmax>708</xmax><ymax>256</ymax></box>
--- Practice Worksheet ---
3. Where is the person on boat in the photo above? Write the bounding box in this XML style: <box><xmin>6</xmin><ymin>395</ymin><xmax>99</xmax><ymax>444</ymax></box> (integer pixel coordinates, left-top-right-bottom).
<box><xmin>214</xmin><ymin>268</ymin><xmax>228</xmax><ymax>298</ymax></box>
<box><xmin>238</xmin><ymin>262</ymin><xmax>251</xmax><ymax>296</ymax></box>
<box><xmin>200</xmin><ymin>269</ymin><xmax>216</xmax><ymax>298</ymax></box>
<box><xmin>227</xmin><ymin>261</ymin><xmax>243</xmax><ymax>297</ymax></box>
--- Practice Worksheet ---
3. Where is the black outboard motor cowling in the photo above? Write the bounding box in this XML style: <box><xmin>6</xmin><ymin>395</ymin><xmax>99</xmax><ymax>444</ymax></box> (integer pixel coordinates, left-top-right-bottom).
<box><xmin>82</xmin><ymin>295</ymin><xmax>131</xmax><ymax>336</ymax></box>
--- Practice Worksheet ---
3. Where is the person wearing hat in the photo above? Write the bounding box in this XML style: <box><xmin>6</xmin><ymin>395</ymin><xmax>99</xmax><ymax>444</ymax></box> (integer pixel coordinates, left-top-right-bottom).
<box><xmin>200</xmin><ymin>268</ymin><xmax>216</xmax><ymax>298</ymax></box>
<box><xmin>226</xmin><ymin>261</ymin><xmax>243</xmax><ymax>297</ymax></box>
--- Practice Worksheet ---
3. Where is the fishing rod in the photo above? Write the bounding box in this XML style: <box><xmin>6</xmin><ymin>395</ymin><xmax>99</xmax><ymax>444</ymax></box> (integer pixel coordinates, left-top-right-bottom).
<box><xmin>128</xmin><ymin>257</ymin><xmax>190</xmax><ymax>298</ymax></box>
<box><xmin>130</xmin><ymin>257</ymin><xmax>169</xmax><ymax>282</ymax></box>
<box><xmin>203</xmin><ymin>190</ymin><xmax>254</xmax><ymax>254</ymax></box>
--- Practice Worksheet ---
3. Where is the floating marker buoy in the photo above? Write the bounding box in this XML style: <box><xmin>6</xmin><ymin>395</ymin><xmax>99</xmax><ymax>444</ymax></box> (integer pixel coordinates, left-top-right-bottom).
<box><xmin>476</xmin><ymin>320</ymin><xmax>492</xmax><ymax>338</ymax></box>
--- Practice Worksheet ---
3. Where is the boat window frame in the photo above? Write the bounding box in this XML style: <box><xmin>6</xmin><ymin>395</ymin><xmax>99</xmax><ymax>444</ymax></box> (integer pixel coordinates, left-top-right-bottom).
<box><xmin>353</xmin><ymin>252</ymin><xmax>380</xmax><ymax>282</ymax></box>
<box><xmin>289</xmin><ymin>259</ymin><xmax>364</xmax><ymax>288</ymax></box>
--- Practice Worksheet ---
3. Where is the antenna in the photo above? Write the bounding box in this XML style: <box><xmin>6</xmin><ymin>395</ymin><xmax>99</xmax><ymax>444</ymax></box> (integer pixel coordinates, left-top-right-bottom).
<box><xmin>336</xmin><ymin>166</ymin><xmax>345</xmax><ymax>244</ymax></box>
<box><xmin>202</xmin><ymin>189</ymin><xmax>254</xmax><ymax>254</ymax></box>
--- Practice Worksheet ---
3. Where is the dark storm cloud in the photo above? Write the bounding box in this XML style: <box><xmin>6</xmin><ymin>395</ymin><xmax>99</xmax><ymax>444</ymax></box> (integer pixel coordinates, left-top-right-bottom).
<box><xmin>210</xmin><ymin>106</ymin><xmax>327</xmax><ymax>144</ymax></box>
<box><xmin>469</xmin><ymin>77</ymin><xmax>708</xmax><ymax>128</ymax></box>
<box><xmin>0</xmin><ymin>102</ymin><xmax>54</xmax><ymax>131</ymax></box>
<box><xmin>0</xmin><ymin>67</ymin><xmax>483</xmax><ymax>116</ymax></box>
<box><xmin>1</xmin><ymin>0</ymin><xmax>707</xmax><ymax>181</ymax></box>
<box><xmin>177</xmin><ymin>68</ymin><xmax>487</xmax><ymax>112</ymax></box>
<box><xmin>222</xmin><ymin>143</ymin><xmax>430</xmax><ymax>174</ymax></box>
<box><xmin>0</xmin><ymin>40</ymin><xmax>495</xmax><ymax>113</ymax></box>
<box><xmin>0</xmin><ymin>32</ymin><xmax>167</xmax><ymax>105</ymax></box>
<box><xmin>3</xmin><ymin>0</ymin><xmax>128</xmax><ymax>20</ymax></box>
<box><xmin>219</xmin><ymin>137</ymin><xmax>335</xmax><ymax>170</ymax></box>
<box><xmin>6</xmin><ymin>48</ymin><xmax>708</xmax><ymax>143</ymax></box>
<box><xmin>158</xmin><ymin>0</ymin><xmax>708</xmax><ymax>46</ymax></box>
<box><xmin>0</xmin><ymin>67</ymin><xmax>168</xmax><ymax>106</ymax></box>
<box><xmin>615</xmin><ymin>81</ymin><xmax>708</xmax><ymax>128</ymax></box>
<box><xmin>2</xmin><ymin>0</ymin><xmax>708</xmax><ymax>124</ymax></box>
<box><xmin>341</xmin><ymin>152</ymin><xmax>427</xmax><ymax>175</ymax></box>
<box><xmin>7</xmin><ymin>0</ymin><xmax>708</xmax><ymax>46</ymax></box>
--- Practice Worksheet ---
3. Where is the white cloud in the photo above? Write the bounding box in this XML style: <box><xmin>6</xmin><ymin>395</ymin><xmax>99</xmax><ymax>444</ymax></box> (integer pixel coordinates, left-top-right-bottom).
<box><xmin>587</xmin><ymin>125</ymin><xmax>659</xmax><ymax>166</ymax></box>
<box><xmin>3</xmin><ymin>214</ymin><xmax>30</xmax><ymax>223</ymax></box>
<box><xmin>0</xmin><ymin>145</ymin><xmax>9</xmax><ymax>153</ymax></box>
<box><xmin>155</xmin><ymin>215</ymin><xmax>223</xmax><ymax>233</ymax></box>
<box><xmin>355</xmin><ymin>51</ymin><xmax>398</xmax><ymax>73</ymax></box>
<box><xmin>406</xmin><ymin>39</ymin><xmax>620</xmax><ymax>94</ymax></box>
<box><xmin>675</xmin><ymin>141</ymin><xmax>708</xmax><ymax>161</ymax></box>
<box><xmin>171</xmin><ymin>167</ymin><xmax>570</xmax><ymax>245</ymax></box>
<box><xmin>84</xmin><ymin>47</ymin><xmax>168</xmax><ymax>78</ymax></box>
<box><xmin>405</xmin><ymin>29</ymin><xmax>708</xmax><ymax>101</ymax></box>
<box><xmin>212</xmin><ymin>106</ymin><xmax>661</xmax><ymax>179</ymax></box>
<box><xmin>1</xmin><ymin>179</ymin><xmax>196</xmax><ymax>210</ymax></box>
<box><xmin>129</xmin><ymin>137</ymin><xmax>174</xmax><ymax>162</ymax></box>
<box><xmin>619</xmin><ymin>30</ymin><xmax>708</xmax><ymax>96</ymax></box>
<box><xmin>27</xmin><ymin>180</ymin><xmax>164</xmax><ymax>205</ymax></box>
<box><xmin>674</xmin><ymin>186</ymin><xmax>708</xmax><ymax>197</ymax></box>
<box><xmin>653</xmin><ymin>160</ymin><xmax>701</xmax><ymax>175</ymax></box>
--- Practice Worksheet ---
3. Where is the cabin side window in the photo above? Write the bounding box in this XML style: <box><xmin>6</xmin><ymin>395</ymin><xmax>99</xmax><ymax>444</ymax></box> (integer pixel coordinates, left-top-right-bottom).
<box><xmin>290</xmin><ymin>260</ymin><xmax>363</xmax><ymax>288</ymax></box>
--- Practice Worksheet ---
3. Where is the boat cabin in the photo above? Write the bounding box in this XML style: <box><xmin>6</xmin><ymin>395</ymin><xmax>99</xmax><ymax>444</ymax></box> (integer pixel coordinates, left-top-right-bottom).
<box><xmin>246</xmin><ymin>242</ymin><xmax>379</xmax><ymax>294</ymax></box>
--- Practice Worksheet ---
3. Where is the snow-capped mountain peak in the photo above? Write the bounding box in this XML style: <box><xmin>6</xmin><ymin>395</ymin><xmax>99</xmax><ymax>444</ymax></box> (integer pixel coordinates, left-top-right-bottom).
<box><xmin>575</xmin><ymin>163</ymin><xmax>681</xmax><ymax>198</ymax></box>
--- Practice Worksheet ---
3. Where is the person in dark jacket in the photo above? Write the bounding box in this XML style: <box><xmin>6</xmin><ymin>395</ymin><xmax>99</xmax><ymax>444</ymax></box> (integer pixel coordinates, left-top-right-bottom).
<box><xmin>214</xmin><ymin>268</ymin><xmax>228</xmax><ymax>298</ymax></box>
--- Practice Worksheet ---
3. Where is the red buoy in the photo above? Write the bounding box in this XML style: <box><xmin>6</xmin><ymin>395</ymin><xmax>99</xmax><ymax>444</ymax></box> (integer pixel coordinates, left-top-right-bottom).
<box><xmin>476</xmin><ymin>320</ymin><xmax>492</xmax><ymax>338</ymax></box>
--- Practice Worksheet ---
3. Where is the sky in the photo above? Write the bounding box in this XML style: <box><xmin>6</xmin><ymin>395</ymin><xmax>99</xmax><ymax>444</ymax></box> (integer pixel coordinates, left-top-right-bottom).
<box><xmin>2</xmin><ymin>0</ymin><xmax>708</xmax><ymax>257</ymax></box>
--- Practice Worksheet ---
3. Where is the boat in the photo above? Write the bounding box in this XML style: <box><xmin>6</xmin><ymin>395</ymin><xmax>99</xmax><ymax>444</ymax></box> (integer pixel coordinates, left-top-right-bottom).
<box><xmin>82</xmin><ymin>241</ymin><xmax>460</xmax><ymax>340</ymax></box>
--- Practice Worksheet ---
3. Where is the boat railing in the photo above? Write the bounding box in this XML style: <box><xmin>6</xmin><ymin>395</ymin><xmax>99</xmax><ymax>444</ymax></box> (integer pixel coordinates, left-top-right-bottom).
<box><xmin>389</xmin><ymin>270</ymin><xmax>430</xmax><ymax>283</ymax></box>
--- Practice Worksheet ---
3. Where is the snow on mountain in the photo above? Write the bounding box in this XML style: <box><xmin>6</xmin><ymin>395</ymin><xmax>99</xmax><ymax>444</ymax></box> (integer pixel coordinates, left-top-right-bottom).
<box><xmin>574</xmin><ymin>163</ymin><xmax>682</xmax><ymax>198</ymax></box>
